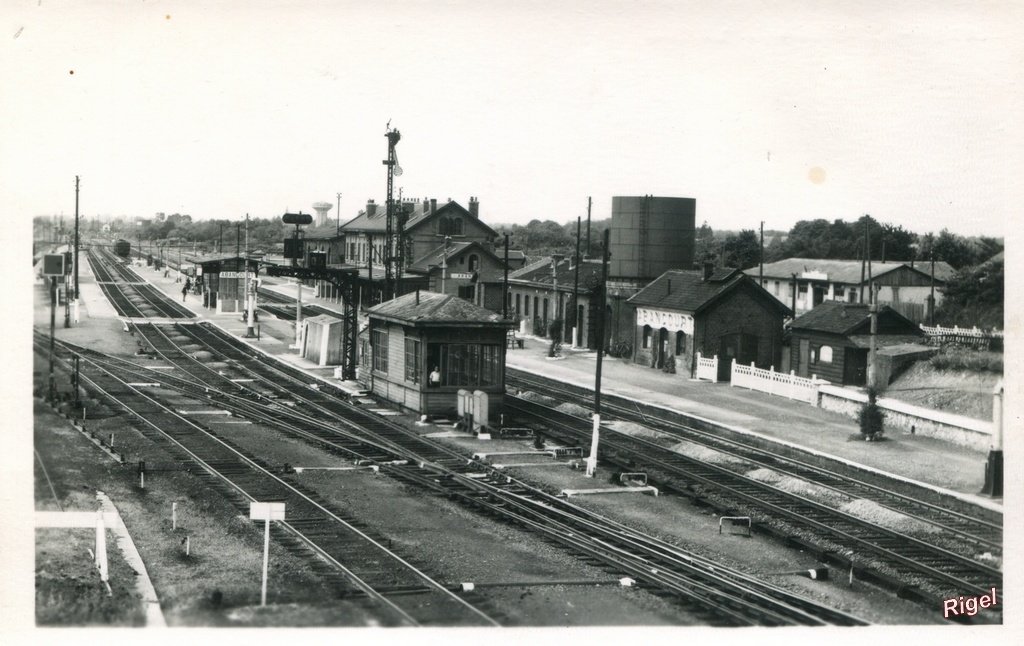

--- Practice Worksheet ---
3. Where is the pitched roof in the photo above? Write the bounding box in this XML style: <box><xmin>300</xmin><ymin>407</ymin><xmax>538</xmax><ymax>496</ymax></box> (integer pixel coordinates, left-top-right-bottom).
<box><xmin>303</xmin><ymin>224</ymin><xmax>344</xmax><ymax>240</ymax></box>
<box><xmin>339</xmin><ymin>200</ymin><xmax>498</xmax><ymax>238</ymax></box>
<box><xmin>508</xmin><ymin>256</ymin><xmax>604</xmax><ymax>291</ymax></box>
<box><xmin>368</xmin><ymin>291</ymin><xmax>514</xmax><ymax>327</ymax></box>
<box><xmin>789</xmin><ymin>301</ymin><xmax>922</xmax><ymax>336</ymax></box>
<box><xmin>754</xmin><ymin>258</ymin><xmax>956</xmax><ymax>284</ymax></box>
<box><xmin>406</xmin><ymin>240</ymin><xmax>501</xmax><ymax>273</ymax></box>
<box><xmin>628</xmin><ymin>269</ymin><xmax>790</xmax><ymax>316</ymax></box>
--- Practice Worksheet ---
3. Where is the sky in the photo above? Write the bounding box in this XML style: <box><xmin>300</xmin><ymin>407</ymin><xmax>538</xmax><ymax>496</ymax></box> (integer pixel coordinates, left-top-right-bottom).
<box><xmin>1</xmin><ymin>0</ymin><xmax>1022</xmax><ymax>237</ymax></box>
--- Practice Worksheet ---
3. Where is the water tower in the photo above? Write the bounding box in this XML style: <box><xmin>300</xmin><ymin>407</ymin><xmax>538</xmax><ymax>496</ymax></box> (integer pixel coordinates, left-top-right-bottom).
<box><xmin>312</xmin><ymin>201</ymin><xmax>333</xmax><ymax>227</ymax></box>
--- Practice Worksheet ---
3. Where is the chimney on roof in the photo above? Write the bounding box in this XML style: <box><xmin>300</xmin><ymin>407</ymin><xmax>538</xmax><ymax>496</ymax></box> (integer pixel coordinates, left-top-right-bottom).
<box><xmin>703</xmin><ymin>262</ymin><xmax>715</xmax><ymax>281</ymax></box>
<box><xmin>469</xmin><ymin>197</ymin><xmax>479</xmax><ymax>218</ymax></box>
<box><xmin>430</xmin><ymin>198</ymin><xmax>437</xmax><ymax>214</ymax></box>
<box><xmin>366</xmin><ymin>199</ymin><xmax>377</xmax><ymax>218</ymax></box>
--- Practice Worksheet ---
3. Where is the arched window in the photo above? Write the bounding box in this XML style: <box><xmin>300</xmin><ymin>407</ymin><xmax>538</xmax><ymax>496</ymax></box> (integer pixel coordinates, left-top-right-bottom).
<box><xmin>642</xmin><ymin>325</ymin><xmax>652</xmax><ymax>349</ymax></box>
<box><xmin>675</xmin><ymin>331</ymin><xmax>686</xmax><ymax>355</ymax></box>
<box><xmin>819</xmin><ymin>345</ymin><xmax>833</xmax><ymax>363</ymax></box>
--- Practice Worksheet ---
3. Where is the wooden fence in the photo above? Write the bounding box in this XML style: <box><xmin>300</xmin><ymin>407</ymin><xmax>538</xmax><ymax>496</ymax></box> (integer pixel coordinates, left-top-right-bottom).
<box><xmin>920</xmin><ymin>324</ymin><xmax>1003</xmax><ymax>351</ymax></box>
<box><xmin>730</xmin><ymin>360</ymin><xmax>820</xmax><ymax>404</ymax></box>
<box><xmin>695</xmin><ymin>352</ymin><xmax>718</xmax><ymax>383</ymax></box>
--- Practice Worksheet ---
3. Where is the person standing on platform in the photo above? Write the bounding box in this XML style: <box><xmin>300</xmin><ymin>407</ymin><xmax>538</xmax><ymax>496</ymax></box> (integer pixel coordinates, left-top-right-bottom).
<box><xmin>181</xmin><ymin>282</ymin><xmax>189</xmax><ymax>302</ymax></box>
<box><xmin>429</xmin><ymin>366</ymin><xmax>441</xmax><ymax>388</ymax></box>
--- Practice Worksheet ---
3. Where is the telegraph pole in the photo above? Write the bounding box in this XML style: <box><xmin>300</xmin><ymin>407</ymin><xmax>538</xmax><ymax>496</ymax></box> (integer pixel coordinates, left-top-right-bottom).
<box><xmin>74</xmin><ymin>176</ymin><xmax>80</xmax><ymax>301</ymax></box>
<box><xmin>859</xmin><ymin>222</ymin><xmax>867</xmax><ymax>303</ymax></box>
<box><xmin>503</xmin><ymin>234</ymin><xmax>510</xmax><ymax>319</ymax></box>
<box><xmin>758</xmin><ymin>220</ymin><xmax>764</xmax><ymax>286</ymax></box>
<box><xmin>586</xmin><ymin>228</ymin><xmax>610</xmax><ymax>478</ymax></box>
<box><xmin>867</xmin><ymin>244</ymin><xmax>877</xmax><ymax>391</ymax></box>
<box><xmin>929</xmin><ymin>250</ymin><xmax>936</xmax><ymax>326</ymax></box>
<box><xmin>336</xmin><ymin>192</ymin><xmax>342</xmax><ymax>236</ymax></box>
<box><xmin>585</xmin><ymin>196</ymin><xmax>592</xmax><ymax>258</ymax></box>
<box><xmin>572</xmin><ymin>216</ymin><xmax>581</xmax><ymax>346</ymax></box>
<box><xmin>244</xmin><ymin>214</ymin><xmax>256</xmax><ymax>338</ymax></box>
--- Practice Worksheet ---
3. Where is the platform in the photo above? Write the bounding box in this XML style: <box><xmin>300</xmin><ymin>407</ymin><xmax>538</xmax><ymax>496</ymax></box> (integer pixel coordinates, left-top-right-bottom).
<box><xmin>505</xmin><ymin>335</ymin><xmax>999</xmax><ymax>508</ymax></box>
<box><xmin>39</xmin><ymin>255</ymin><xmax>1001</xmax><ymax>510</ymax></box>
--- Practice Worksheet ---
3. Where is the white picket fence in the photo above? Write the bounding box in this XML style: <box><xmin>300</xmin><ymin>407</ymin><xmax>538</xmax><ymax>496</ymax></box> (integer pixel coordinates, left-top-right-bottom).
<box><xmin>730</xmin><ymin>360</ymin><xmax>819</xmax><ymax>404</ymax></box>
<box><xmin>920</xmin><ymin>324</ymin><xmax>1003</xmax><ymax>338</ymax></box>
<box><xmin>695</xmin><ymin>352</ymin><xmax>718</xmax><ymax>382</ymax></box>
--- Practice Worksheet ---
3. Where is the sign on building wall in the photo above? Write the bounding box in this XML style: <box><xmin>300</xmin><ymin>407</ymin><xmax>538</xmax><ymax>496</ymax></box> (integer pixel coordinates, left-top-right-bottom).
<box><xmin>220</xmin><ymin>271</ymin><xmax>256</xmax><ymax>279</ymax></box>
<box><xmin>636</xmin><ymin>307</ymin><xmax>694</xmax><ymax>334</ymax></box>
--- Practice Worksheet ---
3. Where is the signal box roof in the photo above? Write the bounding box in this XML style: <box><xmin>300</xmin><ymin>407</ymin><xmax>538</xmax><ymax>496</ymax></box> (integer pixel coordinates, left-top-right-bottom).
<box><xmin>368</xmin><ymin>291</ymin><xmax>516</xmax><ymax>328</ymax></box>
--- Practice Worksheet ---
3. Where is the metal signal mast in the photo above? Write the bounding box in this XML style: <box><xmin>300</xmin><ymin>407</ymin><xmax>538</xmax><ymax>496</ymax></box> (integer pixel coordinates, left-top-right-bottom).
<box><xmin>383</xmin><ymin>125</ymin><xmax>403</xmax><ymax>300</ymax></box>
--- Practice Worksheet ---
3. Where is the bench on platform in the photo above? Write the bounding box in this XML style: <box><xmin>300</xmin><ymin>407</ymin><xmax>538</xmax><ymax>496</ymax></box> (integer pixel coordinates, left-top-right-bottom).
<box><xmin>506</xmin><ymin>331</ymin><xmax>524</xmax><ymax>349</ymax></box>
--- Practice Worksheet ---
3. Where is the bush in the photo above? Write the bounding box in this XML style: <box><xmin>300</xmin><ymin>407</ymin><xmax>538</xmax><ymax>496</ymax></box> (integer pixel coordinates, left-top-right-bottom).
<box><xmin>607</xmin><ymin>341</ymin><xmax>633</xmax><ymax>358</ymax></box>
<box><xmin>662</xmin><ymin>354</ymin><xmax>676</xmax><ymax>374</ymax></box>
<box><xmin>858</xmin><ymin>388</ymin><xmax>885</xmax><ymax>439</ymax></box>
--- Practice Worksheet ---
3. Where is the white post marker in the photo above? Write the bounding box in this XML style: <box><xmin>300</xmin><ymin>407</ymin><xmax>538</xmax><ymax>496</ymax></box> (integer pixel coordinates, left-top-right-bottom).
<box><xmin>95</xmin><ymin>513</ymin><xmax>108</xmax><ymax>582</ymax></box>
<box><xmin>586</xmin><ymin>413</ymin><xmax>600</xmax><ymax>477</ymax></box>
<box><xmin>250</xmin><ymin>501</ymin><xmax>286</xmax><ymax>606</ymax></box>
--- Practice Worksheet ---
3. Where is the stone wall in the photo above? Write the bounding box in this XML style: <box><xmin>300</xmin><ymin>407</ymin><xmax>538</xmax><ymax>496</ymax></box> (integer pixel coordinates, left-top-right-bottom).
<box><xmin>817</xmin><ymin>385</ymin><xmax>993</xmax><ymax>451</ymax></box>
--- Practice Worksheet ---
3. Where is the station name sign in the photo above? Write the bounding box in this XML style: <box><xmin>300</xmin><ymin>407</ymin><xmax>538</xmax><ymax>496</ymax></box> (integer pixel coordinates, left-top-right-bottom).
<box><xmin>449</xmin><ymin>272</ymin><xmax>474</xmax><ymax>280</ymax></box>
<box><xmin>249</xmin><ymin>502</ymin><xmax>286</xmax><ymax>521</ymax></box>
<box><xmin>636</xmin><ymin>307</ymin><xmax>694</xmax><ymax>334</ymax></box>
<box><xmin>220</xmin><ymin>271</ymin><xmax>256</xmax><ymax>279</ymax></box>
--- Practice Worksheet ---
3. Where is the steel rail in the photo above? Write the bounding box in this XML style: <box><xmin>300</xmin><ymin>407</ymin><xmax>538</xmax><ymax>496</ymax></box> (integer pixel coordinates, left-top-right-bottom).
<box><xmin>38</xmin><ymin>341</ymin><xmax>500</xmax><ymax>627</ymax></box>
<box><xmin>506</xmin><ymin>397</ymin><xmax>1001</xmax><ymax>599</ymax></box>
<box><xmin>135</xmin><ymin>323</ymin><xmax>868</xmax><ymax>625</ymax></box>
<box><xmin>39</xmin><ymin>331</ymin><xmax>868</xmax><ymax>626</ymax></box>
<box><xmin>509</xmin><ymin>371</ymin><xmax>1001</xmax><ymax>550</ymax></box>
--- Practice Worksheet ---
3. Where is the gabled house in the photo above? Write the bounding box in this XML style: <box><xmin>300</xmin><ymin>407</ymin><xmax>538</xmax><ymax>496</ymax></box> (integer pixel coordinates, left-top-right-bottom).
<box><xmin>339</xmin><ymin>197</ymin><xmax>498</xmax><ymax>269</ymax></box>
<box><xmin>788</xmin><ymin>301</ymin><xmax>929</xmax><ymax>387</ymax></box>
<box><xmin>752</xmin><ymin>258</ymin><xmax>955</xmax><ymax>322</ymax></box>
<box><xmin>405</xmin><ymin>240</ymin><xmax>507</xmax><ymax>311</ymax></box>
<box><xmin>627</xmin><ymin>266</ymin><xmax>791</xmax><ymax>380</ymax></box>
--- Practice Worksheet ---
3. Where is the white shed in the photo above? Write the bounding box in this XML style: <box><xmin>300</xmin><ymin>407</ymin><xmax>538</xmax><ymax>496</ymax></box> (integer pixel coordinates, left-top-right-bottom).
<box><xmin>301</xmin><ymin>314</ymin><xmax>344</xmax><ymax>366</ymax></box>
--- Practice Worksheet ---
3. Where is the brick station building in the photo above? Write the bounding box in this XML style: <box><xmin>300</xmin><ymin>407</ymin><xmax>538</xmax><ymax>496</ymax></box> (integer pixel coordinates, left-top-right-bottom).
<box><xmin>628</xmin><ymin>266</ymin><xmax>791</xmax><ymax>381</ymax></box>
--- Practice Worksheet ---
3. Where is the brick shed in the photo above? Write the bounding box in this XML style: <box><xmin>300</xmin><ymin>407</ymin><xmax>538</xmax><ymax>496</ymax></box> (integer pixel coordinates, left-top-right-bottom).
<box><xmin>628</xmin><ymin>266</ymin><xmax>791</xmax><ymax>380</ymax></box>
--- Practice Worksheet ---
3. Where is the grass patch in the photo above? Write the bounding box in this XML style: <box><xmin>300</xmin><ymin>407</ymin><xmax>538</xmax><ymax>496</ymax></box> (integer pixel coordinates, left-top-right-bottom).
<box><xmin>36</xmin><ymin>528</ymin><xmax>145</xmax><ymax>626</ymax></box>
<box><xmin>927</xmin><ymin>347</ymin><xmax>1002</xmax><ymax>373</ymax></box>
<box><xmin>33</xmin><ymin>398</ymin><xmax>372</xmax><ymax>627</ymax></box>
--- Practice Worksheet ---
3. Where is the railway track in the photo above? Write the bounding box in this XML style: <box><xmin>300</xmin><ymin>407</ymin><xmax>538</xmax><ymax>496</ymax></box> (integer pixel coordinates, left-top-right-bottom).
<box><xmin>86</xmin><ymin>247</ymin><xmax>194</xmax><ymax>319</ymax></box>
<box><xmin>256</xmin><ymin>286</ymin><xmax>338</xmax><ymax>321</ymax></box>
<box><xmin>508</xmin><ymin>370</ymin><xmax>1002</xmax><ymax>553</ymax></box>
<box><xmin>38</xmin><ymin>325</ymin><xmax>869</xmax><ymax>626</ymax></box>
<box><xmin>34</xmin><ymin>333</ymin><xmax>501</xmax><ymax>627</ymax></box>
<box><xmin>501</xmin><ymin>393</ymin><xmax>1001</xmax><ymax>615</ymax></box>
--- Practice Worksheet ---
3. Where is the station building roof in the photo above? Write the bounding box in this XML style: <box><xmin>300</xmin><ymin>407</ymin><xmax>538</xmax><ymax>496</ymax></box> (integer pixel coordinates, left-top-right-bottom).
<box><xmin>368</xmin><ymin>291</ymin><xmax>515</xmax><ymax>328</ymax></box>
<box><xmin>789</xmin><ymin>301</ymin><xmax>923</xmax><ymax>337</ymax></box>
<box><xmin>753</xmin><ymin>258</ymin><xmax>955</xmax><ymax>285</ymax></box>
<box><xmin>508</xmin><ymin>256</ymin><xmax>604</xmax><ymax>292</ymax></box>
<box><xmin>628</xmin><ymin>268</ymin><xmax>791</xmax><ymax>316</ymax></box>
<box><xmin>340</xmin><ymin>200</ymin><xmax>498</xmax><ymax>238</ymax></box>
